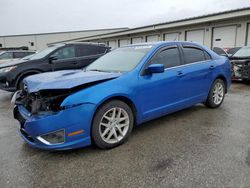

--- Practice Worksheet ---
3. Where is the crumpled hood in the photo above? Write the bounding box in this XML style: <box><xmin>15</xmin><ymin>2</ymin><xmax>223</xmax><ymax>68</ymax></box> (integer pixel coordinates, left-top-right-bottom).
<box><xmin>24</xmin><ymin>70</ymin><xmax>122</xmax><ymax>93</ymax></box>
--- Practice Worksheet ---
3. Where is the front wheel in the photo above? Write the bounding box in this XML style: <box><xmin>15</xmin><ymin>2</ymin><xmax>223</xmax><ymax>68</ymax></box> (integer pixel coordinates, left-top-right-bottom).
<box><xmin>205</xmin><ymin>79</ymin><xmax>226</xmax><ymax>108</ymax></box>
<box><xmin>91</xmin><ymin>100</ymin><xmax>134</xmax><ymax>149</ymax></box>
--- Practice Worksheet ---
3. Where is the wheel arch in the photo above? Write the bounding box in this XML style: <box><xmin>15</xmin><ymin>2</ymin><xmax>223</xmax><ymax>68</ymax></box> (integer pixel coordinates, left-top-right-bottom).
<box><xmin>16</xmin><ymin>69</ymin><xmax>43</xmax><ymax>88</ymax></box>
<box><xmin>100</xmin><ymin>96</ymin><xmax>137</xmax><ymax>122</ymax></box>
<box><xmin>215</xmin><ymin>75</ymin><xmax>228</xmax><ymax>93</ymax></box>
<box><xmin>91</xmin><ymin>95</ymin><xmax>138</xmax><ymax>129</ymax></box>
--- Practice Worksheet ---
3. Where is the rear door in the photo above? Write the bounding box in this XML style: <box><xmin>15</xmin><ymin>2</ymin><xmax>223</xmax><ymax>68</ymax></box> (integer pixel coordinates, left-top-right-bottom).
<box><xmin>179</xmin><ymin>45</ymin><xmax>214</xmax><ymax>102</ymax></box>
<box><xmin>76</xmin><ymin>45</ymin><xmax>104</xmax><ymax>68</ymax></box>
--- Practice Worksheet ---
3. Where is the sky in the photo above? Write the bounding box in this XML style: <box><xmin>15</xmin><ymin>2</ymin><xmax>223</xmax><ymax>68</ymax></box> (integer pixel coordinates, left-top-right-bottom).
<box><xmin>0</xmin><ymin>0</ymin><xmax>250</xmax><ymax>36</ymax></box>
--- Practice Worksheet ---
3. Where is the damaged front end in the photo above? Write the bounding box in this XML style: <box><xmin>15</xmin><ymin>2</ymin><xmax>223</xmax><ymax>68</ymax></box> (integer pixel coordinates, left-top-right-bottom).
<box><xmin>13</xmin><ymin>87</ymin><xmax>97</xmax><ymax>149</ymax></box>
<box><xmin>231</xmin><ymin>59</ymin><xmax>250</xmax><ymax>81</ymax></box>
<box><xmin>12</xmin><ymin>70</ymin><xmax>122</xmax><ymax>149</ymax></box>
<box><xmin>14</xmin><ymin>89</ymin><xmax>71</xmax><ymax>116</ymax></box>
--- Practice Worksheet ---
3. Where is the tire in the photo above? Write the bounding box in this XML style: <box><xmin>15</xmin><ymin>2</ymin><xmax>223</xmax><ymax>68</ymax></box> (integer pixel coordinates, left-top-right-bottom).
<box><xmin>91</xmin><ymin>100</ymin><xmax>134</xmax><ymax>149</ymax></box>
<box><xmin>205</xmin><ymin>79</ymin><xmax>226</xmax><ymax>108</ymax></box>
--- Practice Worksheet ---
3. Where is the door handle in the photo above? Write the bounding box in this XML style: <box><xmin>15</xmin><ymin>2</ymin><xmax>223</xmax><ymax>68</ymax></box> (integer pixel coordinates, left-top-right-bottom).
<box><xmin>209</xmin><ymin>65</ymin><xmax>215</xmax><ymax>70</ymax></box>
<box><xmin>72</xmin><ymin>61</ymin><xmax>77</xmax><ymax>65</ymax></box>
<box><xmin>177</xmin><ymin>71</ymin><xmax>184</xmax><ymax>77</ymax></box>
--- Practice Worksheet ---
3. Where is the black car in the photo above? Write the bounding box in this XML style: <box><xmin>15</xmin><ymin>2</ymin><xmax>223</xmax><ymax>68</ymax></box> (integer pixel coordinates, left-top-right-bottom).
<box><xmin>213</xmin><ymin>46</ymin><xmax>250</xmax><ymax>81</ymax></box>
<box><xmin>0</xmin><ymin>42</ymin><xmax>110</xmax><ymax>92</ymax></box>
<box><xmin>229</xmin><ymin>46</ymin><xmax>250</xmax><ymax>81</ymax></box>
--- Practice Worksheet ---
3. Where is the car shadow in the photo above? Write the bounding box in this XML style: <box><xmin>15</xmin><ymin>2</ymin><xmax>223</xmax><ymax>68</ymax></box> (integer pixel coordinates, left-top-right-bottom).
<box><xmin>22</xmin><ymin>104</ymin><xmax>207</xmax><ymax>157</ymax></box>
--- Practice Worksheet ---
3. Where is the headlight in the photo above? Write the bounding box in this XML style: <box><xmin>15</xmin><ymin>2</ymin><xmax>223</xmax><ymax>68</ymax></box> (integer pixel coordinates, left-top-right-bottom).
<box><xmin>37</xmin><ymin>129</ymin><xmax>65</xmax><ymax>145</ymax></box>
<box><xmin>0</xmin><ymin>66</ymin><xmax>17</xmax><ymax>73</ymax></box>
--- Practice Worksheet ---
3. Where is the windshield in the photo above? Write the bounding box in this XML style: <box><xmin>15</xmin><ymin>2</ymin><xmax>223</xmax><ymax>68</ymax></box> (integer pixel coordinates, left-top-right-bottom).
<box><xmin>86</xmin><ymin>45</ymin><xmax>152</xmax><ymax>72</ymax></box>
<box><xmin>233</xmin><ymin>46</ymin><xmax>250</xmax><ymax>58</ymax></box>
<box><xmin>27</xmin><ymin>44</ymin><xmax>64</xmax><ymax>60</ymax></box>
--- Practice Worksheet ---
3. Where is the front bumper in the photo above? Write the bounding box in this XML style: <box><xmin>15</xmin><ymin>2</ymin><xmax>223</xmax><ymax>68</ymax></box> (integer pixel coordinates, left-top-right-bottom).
<box><xmin>14</xmin><ymin>103</ymin><xmax>96</xmax><ymax>150</ymax></box>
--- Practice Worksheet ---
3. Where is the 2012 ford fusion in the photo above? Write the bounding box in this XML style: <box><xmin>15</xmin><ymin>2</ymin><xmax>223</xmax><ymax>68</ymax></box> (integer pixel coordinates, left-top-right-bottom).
<box><xmin>13</xmin><ymin>41</ymin><xmax>231</xmax><ymax>150</ymax></box>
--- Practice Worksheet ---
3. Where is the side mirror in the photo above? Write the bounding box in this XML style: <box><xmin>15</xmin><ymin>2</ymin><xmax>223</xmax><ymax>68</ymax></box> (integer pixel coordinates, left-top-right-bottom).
<box><xmin>49</xmin><ymin>55</ymin><xmax>58</xmax><ymax>64</ymax></box>
<box><xmin>146</xmin><ymin>64</ymin><xmax>165</xmax><ymax>74</ymax></box>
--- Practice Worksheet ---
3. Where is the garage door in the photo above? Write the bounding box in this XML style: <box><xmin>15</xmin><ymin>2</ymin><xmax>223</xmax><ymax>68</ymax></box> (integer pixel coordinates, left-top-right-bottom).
<box><xmin>164</xmin><ymin>33</ymin><xmax>180</xmax><ymax>41</ymax></box>
<box><xmin>146</xmin><ymin>35</ymin><xmax>159</xmax><ymax>42</ymax></box>
<box><xmin>186</xmin><ymin>29</ymin><xmax>204</xmax><ymax>45</ymax></box>
<box><xmin>108</xmin><ymin>40</ymin><xmax>117</xmax><ymax>49</ymax></box>
<box><xmin>132</xmin><ymin>37</ymin><xmax>143</xmax><ymax>44</ymax></box>
<box><xmin>212</xmin><ymin>25</ymin><xmax>237</xmax><ymax>48</ymax></box>
<box><xmin>119</xmin><ymin>39</ymin><xmax>130</xmax><ymax>47</ymax></box>
<box><xmin>247</xmin><ymin>24</ymin><xmax>250</xmax><ymax>46</ymax></box>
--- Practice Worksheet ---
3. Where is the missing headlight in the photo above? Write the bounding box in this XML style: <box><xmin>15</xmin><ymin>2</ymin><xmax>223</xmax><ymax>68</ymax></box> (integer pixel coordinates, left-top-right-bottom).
<box><xmin>15</xmin><ymin>89</ymin><xmax>71</xmax><ymax>115</ymax></box>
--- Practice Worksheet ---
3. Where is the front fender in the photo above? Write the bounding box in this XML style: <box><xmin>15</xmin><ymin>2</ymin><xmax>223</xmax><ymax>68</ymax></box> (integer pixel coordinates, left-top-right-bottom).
<box><xmin>60</xmin><ymin>73</ymin><xmax>143</xmax><ymax>123</ymax></box>
<box><xmin>61</xmin><ymin>74</ymin><xmax>138</xmax><ymax>108</ymax></box>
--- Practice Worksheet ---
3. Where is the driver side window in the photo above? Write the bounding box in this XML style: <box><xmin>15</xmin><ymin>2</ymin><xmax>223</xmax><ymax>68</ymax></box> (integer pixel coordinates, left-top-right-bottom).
<box><xmin>53</xmin><ymin>46</ymin><xmax>76</xmax><ymax>60</ymax></box>
<box><xmin>151</xmin><ymin>47</ymin><xmax>181</xmax><ymax>69</ymax></box>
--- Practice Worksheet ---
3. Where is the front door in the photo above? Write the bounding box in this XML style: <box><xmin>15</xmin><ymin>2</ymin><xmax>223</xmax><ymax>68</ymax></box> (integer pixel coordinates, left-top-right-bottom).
<box><xmin>50</xmin><ymin>46</ymin><xmax>77</xmax><ymax>71</ymax></box>
<box><xmin>137</xmin><ymin>45</ymin><xmax>186</xmax><ymax>121</ymax></box>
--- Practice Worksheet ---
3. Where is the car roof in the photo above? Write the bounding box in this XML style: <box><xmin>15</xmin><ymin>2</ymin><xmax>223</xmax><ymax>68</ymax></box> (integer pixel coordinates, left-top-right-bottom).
<box><xmin>0</xmin><ymin>50</ymin><xmax>35</xmax><ymax>53</ymax></box>
<box><xmin>49</xmin><ymin>42</ymin><xmax>109</xmax><ymax>48</ymax></box>
<box><xmin>121</xmin><ymin>41</ymin><xmax>204</xmax><ymax>48</ymax></box>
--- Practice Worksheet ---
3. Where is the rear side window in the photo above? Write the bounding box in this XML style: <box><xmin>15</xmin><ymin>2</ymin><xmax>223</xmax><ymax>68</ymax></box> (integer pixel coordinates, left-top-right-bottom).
<box><xmin>151</xmin><ymin>47</ymin><xmax>181</xmax><ymax>69</ymax></box>
<box><xmin>78</xmin><ymin>45</ymin><xmax>99</xmax><ymax>57</ymax></box>
<box><xmin>183</xmin><ymin>47</ymin><xmax>207</xmax><ymax>64</ymax></box>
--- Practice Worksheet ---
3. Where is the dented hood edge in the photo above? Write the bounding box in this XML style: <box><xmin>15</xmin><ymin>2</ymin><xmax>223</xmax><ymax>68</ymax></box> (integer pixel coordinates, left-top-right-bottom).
<box><xmin>23</xmin><ymin>70</ymin><xmax>122</xmax><ymax>93</ymax></box>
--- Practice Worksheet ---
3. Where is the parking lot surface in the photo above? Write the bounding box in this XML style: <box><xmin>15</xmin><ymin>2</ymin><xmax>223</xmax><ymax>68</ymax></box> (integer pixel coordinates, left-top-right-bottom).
<box><xmin>0</xmin><ymin>83</ymin><xmax>249</xmax><ymax>188</ymax></box>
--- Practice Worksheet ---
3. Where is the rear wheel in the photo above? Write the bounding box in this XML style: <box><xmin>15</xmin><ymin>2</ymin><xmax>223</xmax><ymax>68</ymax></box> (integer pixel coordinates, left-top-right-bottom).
<box><xmin>205</xmin><ymin>79</ymin><xmax>225</xmax><ymax>108</ymax></box>
<box><xmin>91</xmin><ymin>100</ymin><xmax>134</xmax><ymax>149</ymax></box>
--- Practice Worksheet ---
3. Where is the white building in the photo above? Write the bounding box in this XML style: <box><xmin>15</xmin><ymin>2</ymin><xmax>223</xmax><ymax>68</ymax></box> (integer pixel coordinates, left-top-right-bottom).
<box><xmin>0</xmin><ymin>28</ymin><xmax>127</xmax><ymax>51</ymax></box>
<box><xmin>58</xmin><ymin>7</ymin><xmax>250</xmax><ymax>49</ymax></box>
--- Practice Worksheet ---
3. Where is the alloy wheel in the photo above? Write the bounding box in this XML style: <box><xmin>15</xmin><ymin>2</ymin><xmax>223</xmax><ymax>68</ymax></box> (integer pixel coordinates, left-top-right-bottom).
<box><xmin>99</xmin><ymin>107</ymin><xmax>130</xmax><ymax>144</ymax></box>
<box><xmin>212</xmin><ymin>82</ymin><xmax>224</xmax><ymax>105</ymax></box>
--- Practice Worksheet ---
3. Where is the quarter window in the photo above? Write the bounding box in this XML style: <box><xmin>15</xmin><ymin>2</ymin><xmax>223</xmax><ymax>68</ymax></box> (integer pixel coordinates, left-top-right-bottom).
<box><xmin>53</xmin><ymin>46</ymin><xmax>76</xmax><ymax>60</ymax></box>
<box><xmin>151</xmin><ymin>47</ymin><xmax>181</xmax><ymax>69</ymax></box>
<box><xmin>183</xmin><ymin>47</ymin><xmax>207</xmax><ymax>64</ymax></box>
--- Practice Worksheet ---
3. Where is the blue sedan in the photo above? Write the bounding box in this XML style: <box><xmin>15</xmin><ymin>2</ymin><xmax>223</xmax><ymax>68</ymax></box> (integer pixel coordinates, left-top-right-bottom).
<box><xmin>13</xmin><ymin>41</ymin><xmax>231</xmax><ymax>150</ymax></box>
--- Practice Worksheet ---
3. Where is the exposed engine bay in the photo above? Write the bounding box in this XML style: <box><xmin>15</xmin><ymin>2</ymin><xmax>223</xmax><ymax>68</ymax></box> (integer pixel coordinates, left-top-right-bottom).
<box><xmin>231</xmin><ymin>59</ymin><xmax>250</xmax><ymax>80</ymax></box>
<box><xmin>15</xmin><ymin>89</ymin><xmax>72</xmax><ymax>115</ymax></box>
<box><xmin>14</xmin><ymin>78</ymin><xmax>115</xmax><ymax>115</ymax></box>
